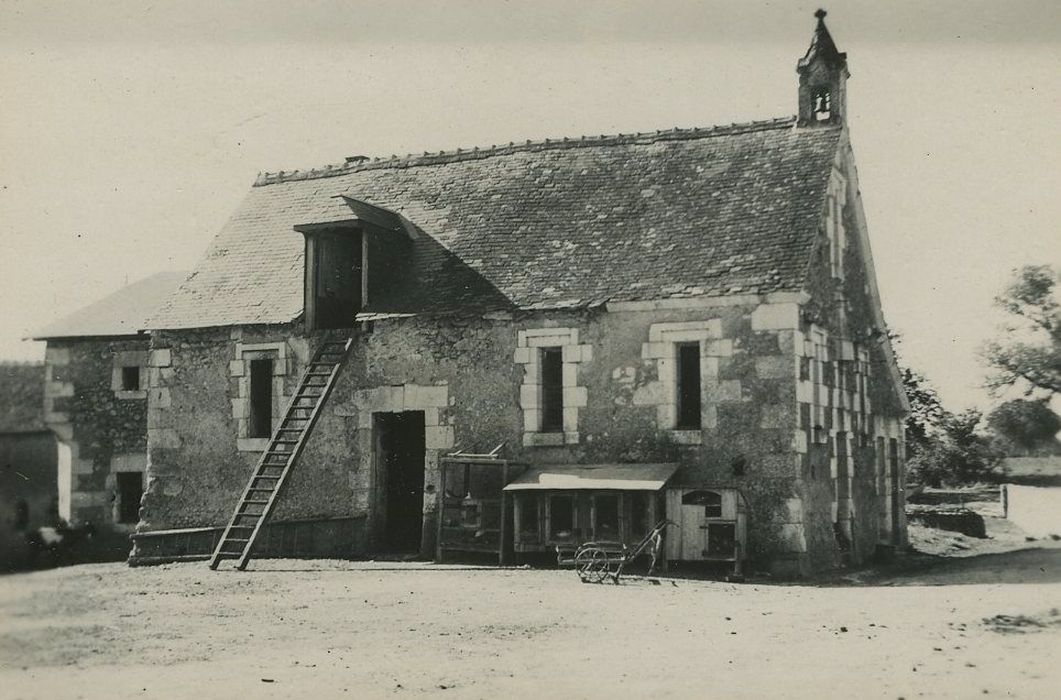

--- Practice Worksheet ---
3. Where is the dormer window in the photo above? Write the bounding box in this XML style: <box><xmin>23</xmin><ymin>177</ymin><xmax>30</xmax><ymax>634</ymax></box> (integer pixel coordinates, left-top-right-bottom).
<box><xmin>813</xmin><ymin>86</ymin><xmax>831</xmax><ymax>121</ymax></box>
<box><xmin>303</xmin><ymin>229</ymin><xmax>363</xmax><ymax>330</ymax></box>
<box><xmin>295</xmin><ymin>196</ymin><xmax>413</xmax><ymax>331</ymax></box>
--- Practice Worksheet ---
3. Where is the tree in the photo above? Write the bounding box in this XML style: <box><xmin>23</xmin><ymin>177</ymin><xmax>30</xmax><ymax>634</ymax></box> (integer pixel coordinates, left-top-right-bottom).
<box><xmin>907</xmin><ymin>410</ymin><xmax>1003</xmax><ymax>487</ymax></box>
<box><xmin>890</xmin><ymin>330</ymin><xmax>945</xmax><ymax>459</ymax></box>
<box><xmin>900</xmin><ymin>366</ymin><xmax>945</xmax><ymax>459</ymax></box>
<box><xmin>987</xmin><ymin>398</ymin><xmax>1060</xmax><ymax>454</ymax></box>
<box><xmin>983</xmin><ymin>265</ymin><xmax>1061</xmax><ymax>397</ymax></box>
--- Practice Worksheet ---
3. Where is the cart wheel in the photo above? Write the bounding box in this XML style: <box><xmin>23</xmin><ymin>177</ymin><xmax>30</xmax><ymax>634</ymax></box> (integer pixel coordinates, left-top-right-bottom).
<box><xmin>576</xmin><ymin>547</ymin><xmax>610</xmax><ymax>583</ymax></box>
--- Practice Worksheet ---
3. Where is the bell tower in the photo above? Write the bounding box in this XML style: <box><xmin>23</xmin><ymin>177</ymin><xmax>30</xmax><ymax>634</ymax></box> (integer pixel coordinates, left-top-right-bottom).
<box><xmin>797</xmin><ymin>9</ymin><xmax>849</xmax><ymax>127</ymax></box>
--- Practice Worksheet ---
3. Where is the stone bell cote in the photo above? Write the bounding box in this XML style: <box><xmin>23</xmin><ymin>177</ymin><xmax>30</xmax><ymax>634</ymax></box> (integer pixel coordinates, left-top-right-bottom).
<box><xmin>797</xmin><ymin>9</ymin><xmax>849</xmax><ymax>127</ymax></box>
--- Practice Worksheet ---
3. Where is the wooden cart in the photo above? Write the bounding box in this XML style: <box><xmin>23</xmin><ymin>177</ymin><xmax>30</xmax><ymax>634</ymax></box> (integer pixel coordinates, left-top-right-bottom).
<box><xmin>559</xmin><ymin>519</ymin><xmax>676</xmax><ymax>584</ymax></box>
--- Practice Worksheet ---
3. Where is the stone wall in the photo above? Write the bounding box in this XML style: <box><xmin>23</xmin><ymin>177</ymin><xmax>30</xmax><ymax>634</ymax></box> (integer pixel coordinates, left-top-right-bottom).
<box><xmin>137</xmin><ymin>293</ymin><xmax>848</xmax><ymax>573</ymax></box>
<box><xmin>796</xmin><ymin>145</ymin><xmax>909</xmax><ymax>570</ymax></box>
<box><xmin>43</xmin><ymin>338</ymin><xmax>149</xmax><ymax>554</ymax></box>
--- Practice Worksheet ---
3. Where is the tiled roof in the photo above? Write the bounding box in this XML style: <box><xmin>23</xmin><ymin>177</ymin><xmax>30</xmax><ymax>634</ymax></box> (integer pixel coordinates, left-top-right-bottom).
<box><xmin>0</xmin><ymin>363</ymin><xmax>46</xmax><ymax>433</ymax></box>
<box><xmin>33</xmin><ymin>271</ymin><xmax>188</xmax><ymax>339</ymax></box>
<box><xmin>149</xmin><ymin>117</ymin><xmax>842</xmax><ymax>329</ymax></box>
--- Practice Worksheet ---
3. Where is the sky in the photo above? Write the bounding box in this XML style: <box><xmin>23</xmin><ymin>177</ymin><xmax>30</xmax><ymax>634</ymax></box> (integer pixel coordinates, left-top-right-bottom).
<box><xmin>0</xmin><ymin>0</ymin><xmax>1058</xmax><ymax>412</ymax></box>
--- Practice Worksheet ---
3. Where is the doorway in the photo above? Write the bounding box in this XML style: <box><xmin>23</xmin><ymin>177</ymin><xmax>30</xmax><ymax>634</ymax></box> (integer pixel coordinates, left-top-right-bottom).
<box><xmin>375</xmin><ymin>411</ymin><xmax>426</xmax><ymax>552</ymax></box>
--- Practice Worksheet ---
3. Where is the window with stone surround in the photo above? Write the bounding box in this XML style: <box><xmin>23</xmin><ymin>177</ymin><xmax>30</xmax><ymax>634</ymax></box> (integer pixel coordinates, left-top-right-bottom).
<box><xmin>514</xmin><ymin>328</ymin><xmax>591</xmax><ymax>447</ymax></box>
<box><xmin>231</xmin><ymin>342</ymin><xmax>288</xmax><ymax>452</ymax></box>
<box><xmin>111</xmin><ymin>350</ymin><xmax>147</xmax><ymax>400</ymax></box>
<box><xmin>640</xmin><ymin>320</ymin><xmax>727</xmax><ymax>445</ymax></box>
<box><xmin>248</xmin><ymin>358</ymin><xmax>274</xmax><ymax>438</ymax></box>
<box><xmin>540</xmin><ymin>348</ymin><xmax>564</xmax><ymax>433</ymax></box>
<box><xmin>676</xmin><ymin>342</ymin><xmax>702</xmax><ymax>430</ymax></box>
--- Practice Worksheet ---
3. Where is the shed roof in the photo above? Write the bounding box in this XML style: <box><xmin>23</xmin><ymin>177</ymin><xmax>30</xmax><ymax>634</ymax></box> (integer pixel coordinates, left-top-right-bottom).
<box><xmin>148</xmin><ymin>118</ymin><xmax>842</xmax><ymax>330</ymax></box>
<box><xmin>503</xmin><ymin>463</ymin><xmax>679</xmax><ymax>492</ymax></box>
<box><xmin>33</xmin><ymin>271</ymin><xmax>188</xmax><ymax>340</ymax></box>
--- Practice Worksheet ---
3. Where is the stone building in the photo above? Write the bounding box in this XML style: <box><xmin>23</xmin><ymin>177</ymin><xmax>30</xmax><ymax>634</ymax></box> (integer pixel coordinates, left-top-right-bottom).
<box><xmin>0</xmin><ymin>363</ymin><xmax>57</xmax><ymax>569</ymax></box>
<box><xmin>35</xmin><ymin>272</ymin><xmax>186</xmax><ymax>557</ymax></box>
<box><xmin>132</xmin><ymin>14</ymin><xmax>909</xmax><ymax>575</ymax></box>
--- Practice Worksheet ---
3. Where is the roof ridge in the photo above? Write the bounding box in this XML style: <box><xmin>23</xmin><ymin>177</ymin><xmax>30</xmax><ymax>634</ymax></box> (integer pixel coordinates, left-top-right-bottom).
<box><xmin>253</xmin><ymin>116</ymin><xmax>801</xmax><ymax>187</ymax></box>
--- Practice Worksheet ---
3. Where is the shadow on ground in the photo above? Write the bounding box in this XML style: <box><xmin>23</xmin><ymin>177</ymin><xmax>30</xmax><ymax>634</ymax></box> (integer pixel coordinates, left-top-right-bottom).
<box><xmin>830</xmin><ymin>546</ymin><xmax>1061</xmax><ymax>587</ymax></box>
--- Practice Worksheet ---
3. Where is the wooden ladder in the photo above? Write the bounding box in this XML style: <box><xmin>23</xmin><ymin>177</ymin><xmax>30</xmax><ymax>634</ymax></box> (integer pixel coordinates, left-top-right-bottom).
<box><xmin>209</xmin><ymin>337</ymin><xmax>353</xmax><ymax>570</ymax></box>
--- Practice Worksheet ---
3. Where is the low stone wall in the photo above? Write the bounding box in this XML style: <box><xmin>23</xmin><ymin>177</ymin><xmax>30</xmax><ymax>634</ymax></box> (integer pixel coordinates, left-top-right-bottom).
<box><xmin>130</xmin><ymin>515</ymin><xmax>367</xmax><ymax>565</ymax></box>
<box><xmin>1003</xmin><ymin>485</ymin><xmax>1061</xmax><ymax>538</ymax></box>
<box><xmin>907</xmin><ymin>505</ymin><xmax>986</xmax><ymax>539</ymax></box>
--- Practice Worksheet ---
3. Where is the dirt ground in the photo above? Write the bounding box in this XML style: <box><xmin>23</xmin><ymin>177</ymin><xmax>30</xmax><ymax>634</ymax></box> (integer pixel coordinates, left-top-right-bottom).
<box><xmin>2</xmin><ymin>506</ymin><xmax>1060</xmax><ymax>699</ymax></box>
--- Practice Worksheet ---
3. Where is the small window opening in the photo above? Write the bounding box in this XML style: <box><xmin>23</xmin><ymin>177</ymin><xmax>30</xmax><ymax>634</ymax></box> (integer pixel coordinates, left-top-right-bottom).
<box><xmin>121</xmin><ymin>366</ymin><xmax>140</xmax><ymax>391</ymax></box>
<box><xmin>116</xmin><ymin>472</ymin><xmax>143</xmax><ymax>524</ymax></box>
<box><xmin>549</xmin><ymin>495</ymin><xmax>575</xmax><ymax>540</ymax></box>
<box><xmin>682</xmin><ymin>489</ymin><xmax>723</xmax><ymax>518</ymax></box>
<box><xmin>706</xmin><ymin>523</ymin><xmax>736</xmax><ymax>558</ymax></box>
<box><xmin>676</xmin><ymin>342</ymin><xmax>701</xmax><ymax>430</ymax></box>
<box><xmin>249</xmin><ymin>358</ymin><xmax>274</xmax><ymax>438</ymax></box>
<box><xmin>813</xmin><ymin>86</ymin><xmax>831</xmax><ymax>121</ymax></box>
<box><xmin>540</xmin><ymin>348</ymin><xmax>564</xmax><ymax>432</ymax></box>
<box><xmin>594</xmin><ymin>494</ymin><xmax>620</xmax><ymax>540</ymax></box>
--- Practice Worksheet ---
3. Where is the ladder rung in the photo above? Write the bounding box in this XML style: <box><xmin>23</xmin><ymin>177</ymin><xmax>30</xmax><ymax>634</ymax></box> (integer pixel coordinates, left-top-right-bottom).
<box><xmin>209</xmin><ymin>336</ymin><xmax>350</xmax><ymax>572</ymax></box>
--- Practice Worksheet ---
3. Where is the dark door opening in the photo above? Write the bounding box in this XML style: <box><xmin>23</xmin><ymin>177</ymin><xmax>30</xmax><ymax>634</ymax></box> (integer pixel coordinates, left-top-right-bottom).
<box><xmin>311</xmin><ymin>231</ymin><xmax>362</xmax><ymax>330</ymax></box>
<box><xmin>116</xmin><ymin>471</ymin><xmax>144</xmax><ymax>524</ymax></box>
<box><xmin>376</xmin><ymin>411</ymin><xmax>426</xmax><ymax>552</ymax></box>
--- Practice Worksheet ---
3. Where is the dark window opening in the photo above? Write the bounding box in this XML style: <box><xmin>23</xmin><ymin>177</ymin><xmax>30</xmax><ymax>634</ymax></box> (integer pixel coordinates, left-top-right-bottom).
<box><xmin>518</xmin><ymin>495</ymin><xmax>539</xmax><ymax>538</ymax></box>
<box><xmin>310</xmin><ymin>231</ymin><xmax>362</xmax><ymax>330</ymax></box>
<box><xmin>594</xmin><ymin>494</ymin><xmax>620</xmax><ymax>540</ymax></box>
<box><xmin>731</xmin><ymin>455</ymin><xmax>747</xmax><ymax>477</ymax></box>
<box><xmin>549</xmin><ymin>495</ymin><xmax>575</xmax><ymax>540</ymax></box>
<box><xmin>630</xmin><ymin>493</ymin><xmax>650</xmax><ymax>538</ymax></box>
<box><xmin>540</xmin><ymin>348</ymin><xmax>564</xmax><ymax>432</ymax></box>
<box><xmin>707</xmin><ymin>523</ymin><xmax>736</xmax><ymax>558</ymax></box>
<box><xmin>676</xmin><ymin>342</ymin><xmax>701</xmax><ymax>429</ymax></box>
<box><xmin>249</xmin><ymin>358</ymin><xmax>274</xmax><ymax>438</ymax></box>
<box><xmin>682</xmin><ymin>489</ymin><xmax>722</xmax><ymax>518</ymax></box>
<box><xmin>813</xmin><ymin>86</ymin><xmax>831</xmax><ymax>120</ymax></box>
<box><xmin>121</xmin><ymin>366</ymin><xmax>140</xmax><ymax>391</ymax></box>
<box><xmin>117</xmin><ymin>472</ymin><xmax>143</xmax><ymax>524</ymax></box>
